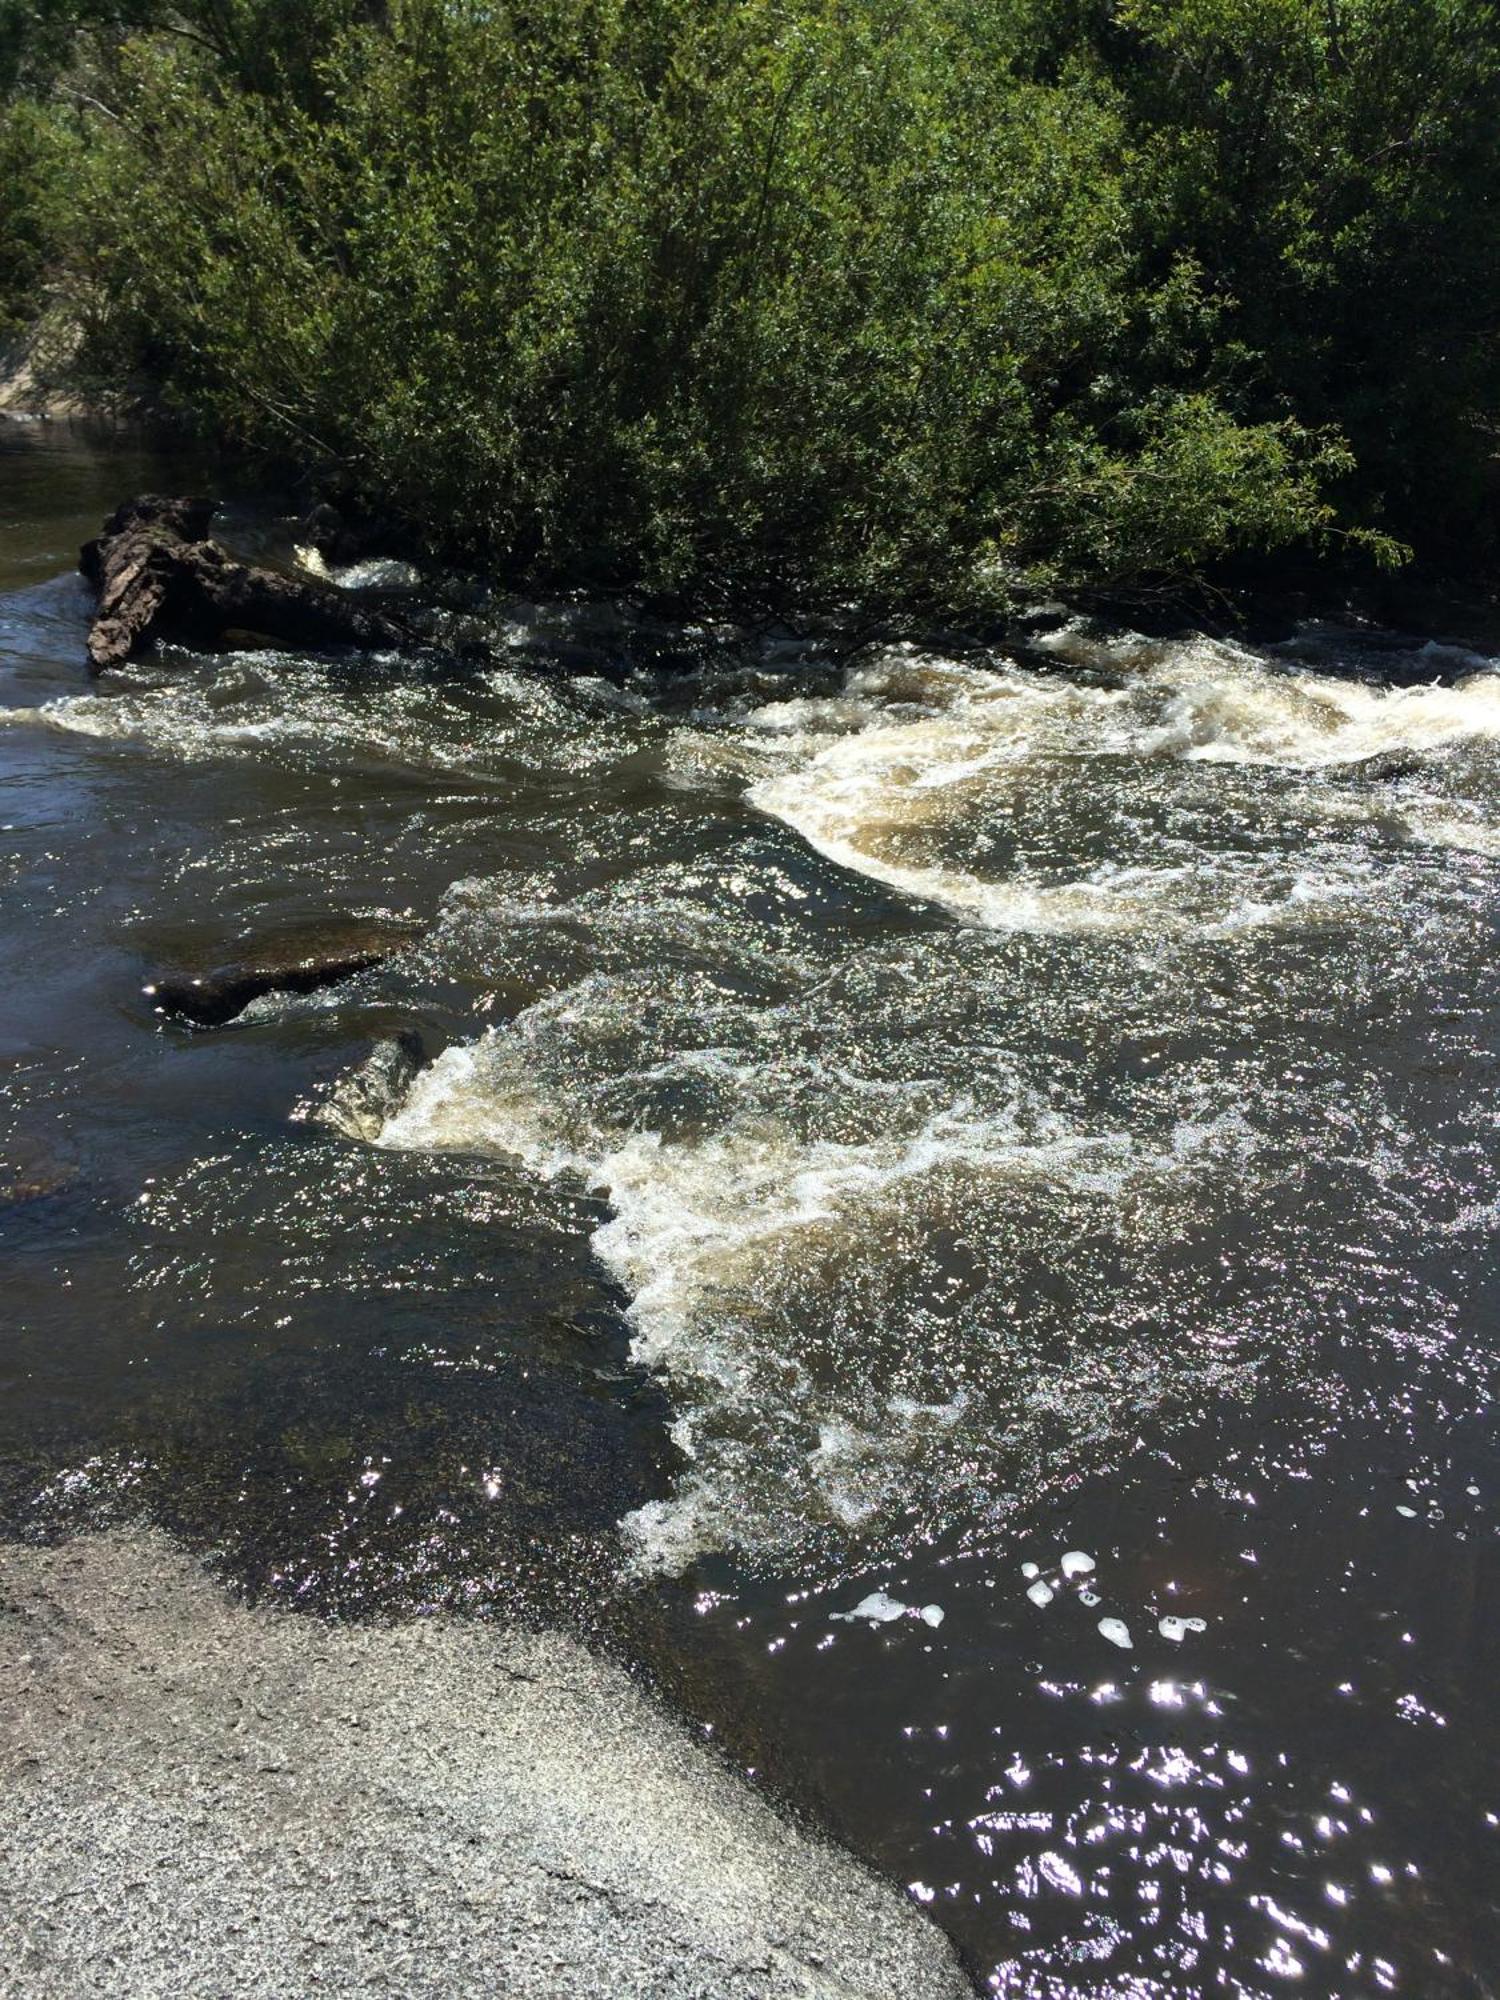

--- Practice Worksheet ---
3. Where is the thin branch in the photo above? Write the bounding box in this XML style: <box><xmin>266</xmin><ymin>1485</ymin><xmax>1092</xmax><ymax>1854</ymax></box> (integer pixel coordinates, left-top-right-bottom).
<box><xmin>50</xmin><ymin>83</ymin><xmax>127</xmax><ymax>126</ymax></box>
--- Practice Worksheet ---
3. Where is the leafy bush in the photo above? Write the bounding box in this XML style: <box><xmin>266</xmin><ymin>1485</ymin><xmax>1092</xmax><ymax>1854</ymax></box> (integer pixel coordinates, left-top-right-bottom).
<box><xmin>1108</xmin><ymin>0</ymin><xmax>1500</xmax><ymax>578</ymax></box>
<box><xmin>0</xmin><ymin>98</ymin><xmax>71</xmax><ymax>335</ymax></box>
<box><xmin>11</xmin><ymin>0</ymin><xmax>1498</xmax><ymax>607</ymax></box>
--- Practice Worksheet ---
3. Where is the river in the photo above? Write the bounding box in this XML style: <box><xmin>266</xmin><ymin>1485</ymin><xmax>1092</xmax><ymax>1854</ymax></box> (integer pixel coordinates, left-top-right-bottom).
<box><xmin>4</xmin><ymin>420</ymin><xmax>1500</xmax><ymax>1996</ymax></box>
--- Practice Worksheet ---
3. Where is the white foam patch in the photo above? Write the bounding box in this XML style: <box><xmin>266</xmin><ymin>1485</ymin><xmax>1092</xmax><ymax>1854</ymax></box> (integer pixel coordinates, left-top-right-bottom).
<box><xmin>832</xmin><ymin>1591</ymin><xmax>908</xmax><ymax>1625</ymax></box>
<box><xmin>1399</xmin><ymin>813</ymin><xmax>1500</xmax><ymax>859</ymax></box>
<box><xmin>735</xmin><ymin>639</ymin><xmax>1500</xmax><ymax>933</ymax></box>
<box><xmin>828</xmin><ymin>1591</ymin><xmax>943</xmax><ymax>1627</ymax></box>
<box><xmin>332</xmin><ymin>556</ymin><xmax>426</xmax><ymax>592</ymax></box>
<box><xmin>1159</xmin><ymin>1616</ymin><xmax>1208</xmax><ymax>1643</ymax></box>
<box><xmin>373</xmin><ymin>985</ymin><xmax>1252</xmax><ymax>1575</ymax></box>
<box><xmin>382</xmin><ymin>1036</ymin><xmax>1154</xmax><ymax>1357</ymax></box>
<box><xmin>2</xmin><ymin>653</ymin><xmax>620</xmax><ymax>785</ymax></box>
<box><xmin>294</xmin><ymin>548</ymin><xmax>425</xmax><ymax>592</ymax></box>
<box><xmin>746</xmin><ymin>661</ymin><xmax>1147</xmax><ymax>934</ymax></box>
<box><xmin>1141</xmin><ymin>661</ymin><xmax>1500</xmax><ymax>768</ymax></box>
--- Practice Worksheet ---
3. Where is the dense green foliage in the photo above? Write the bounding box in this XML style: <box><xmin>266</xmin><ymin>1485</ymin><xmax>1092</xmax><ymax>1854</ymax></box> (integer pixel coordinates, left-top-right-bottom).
<box><xmin>4</xmin><ymin>0</ymin><xmax>1496</xmax><ymax>608</ymax></box>
<box><xmin>0</xmin><ymin>99</ymin><xmax>63</xmax><ymax>334</ymax></box>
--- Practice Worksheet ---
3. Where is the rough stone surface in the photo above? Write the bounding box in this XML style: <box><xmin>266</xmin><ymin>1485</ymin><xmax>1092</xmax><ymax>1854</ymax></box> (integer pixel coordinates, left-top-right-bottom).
<box><xmin>144</xmin><ymin>915</ymin><xmax>427</xmax><ymax>1025</ymax></box>
<box><xmin>80</xmin><ymin>494</ymin><xmax>415</xmax><ymax>672</ymax></box>
<box><xmin>0</xmin><ymin>1531</ymin><xmax>973</xmax><ymax>2000</ymax></box>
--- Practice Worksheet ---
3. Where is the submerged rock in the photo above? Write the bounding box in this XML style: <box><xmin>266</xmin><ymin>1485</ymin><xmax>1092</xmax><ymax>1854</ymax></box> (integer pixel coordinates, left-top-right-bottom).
<box><xmin>317</xmin><ymin>1029</ymin><xmax>427</xmax><ymax>1139</ymax></box>
<box><xmin>1366</xmin><ymin>754</ymin><xmax>1425</xmax><ymax>783</ymax></box>
<box><xmin>80</xmin><ymin>494</ymin><xmax>416</xmax><ymax>672</ymax></box>
<box><xmin>0</xmin><ymin>1141</ymin><xmax>75</xmax><ymax>1207</ymax></box>
<box><xmin>145</xmin><ymin>917</ymin><xmax>425</xmax><ymax>1027</ymax></box>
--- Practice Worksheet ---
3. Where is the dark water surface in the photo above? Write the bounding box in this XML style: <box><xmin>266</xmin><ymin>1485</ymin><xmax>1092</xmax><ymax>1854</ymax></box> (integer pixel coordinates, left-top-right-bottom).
<box><xmin>5</xmin><ymin>422</ymin><xmax>1500</xmax><ymax>1997</ymax></box>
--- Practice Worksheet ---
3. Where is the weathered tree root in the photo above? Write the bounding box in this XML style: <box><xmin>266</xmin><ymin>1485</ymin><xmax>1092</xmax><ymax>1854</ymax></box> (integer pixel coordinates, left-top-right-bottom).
<box><xmin>80</xmin><ymin>495</ymin><xmax>417</xmax><ymax>673</ymax></box>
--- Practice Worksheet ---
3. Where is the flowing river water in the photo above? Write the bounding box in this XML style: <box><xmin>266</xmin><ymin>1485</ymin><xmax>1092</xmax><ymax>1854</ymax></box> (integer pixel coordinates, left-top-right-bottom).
<box><xmin>5</xmin><ymin>422</ymin><xmax>1500</xmax><ymax>1996</ymax></box>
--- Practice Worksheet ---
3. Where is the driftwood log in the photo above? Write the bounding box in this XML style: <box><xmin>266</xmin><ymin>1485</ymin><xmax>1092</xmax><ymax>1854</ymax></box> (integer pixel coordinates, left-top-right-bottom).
<box><xmin>79</xmin><ymin>496</ymin><xmax>416</xmax><ymax>673</ymax></box>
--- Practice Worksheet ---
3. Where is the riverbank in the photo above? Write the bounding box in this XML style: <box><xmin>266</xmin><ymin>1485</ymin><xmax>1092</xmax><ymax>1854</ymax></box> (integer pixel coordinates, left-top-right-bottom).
<box><xmin>0</xmin><ymin>319</ymin><xmax>91</xmax><ymax>422</ymax></box>
<box><xmin>0</xmin><ymin>1529</ymin><xmax>973</xmax><ymax>1999</ymax></box>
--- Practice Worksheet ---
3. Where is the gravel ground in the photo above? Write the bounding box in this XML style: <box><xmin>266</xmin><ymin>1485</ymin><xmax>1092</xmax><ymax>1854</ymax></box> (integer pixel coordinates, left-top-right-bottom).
<box><xmin>0</xmin><ymin>1530</ymin><xmax>973</xmax><ymax>1999</ymax></box>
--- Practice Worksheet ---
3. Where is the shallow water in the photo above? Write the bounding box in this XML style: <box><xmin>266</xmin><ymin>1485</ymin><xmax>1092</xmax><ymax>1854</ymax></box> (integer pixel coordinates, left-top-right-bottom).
<box><xmin>5</xmin><ymin>422</ymin><xmax>1500</xmax><ymax>1995</ymax></box>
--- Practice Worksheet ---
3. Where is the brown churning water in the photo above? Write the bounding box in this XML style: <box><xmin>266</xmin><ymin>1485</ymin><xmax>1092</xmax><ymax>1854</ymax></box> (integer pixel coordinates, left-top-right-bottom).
<box><xmin>4</xmin><ymin>422</ymin><xmax>1500</xmax><ymax>1994</ymax></box>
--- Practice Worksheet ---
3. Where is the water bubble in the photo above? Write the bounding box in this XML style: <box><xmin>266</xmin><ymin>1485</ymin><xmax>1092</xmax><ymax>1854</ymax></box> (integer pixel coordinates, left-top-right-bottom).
<box><xmin>1159</xmin><ymin>1615</ymin><xmax>1208</xmax><ymax>1643</ymax></box>
<box><xmin>832</xmin><ymin>1590</ymin><xmax>908</xmax><ymax>1624</ymax></box>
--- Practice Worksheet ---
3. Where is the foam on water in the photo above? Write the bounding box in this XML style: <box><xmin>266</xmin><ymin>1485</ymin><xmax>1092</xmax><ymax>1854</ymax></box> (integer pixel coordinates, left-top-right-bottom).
<box><xmin>832</xmin><ymin>1591</ymin><xmax>909</xmax><ymax>1624</ymax></box>
<box><xmin>361</xmin><ymin>623</ymin><xmax>1500</xmax><ymax>1573</ymax></box>
<box><xmin>1147</xmin><ymin>672</ymin><xmax>1500</xmax><ymax>765</ymax></box>
<box><xmin>295</xmin><ymin>547</ymin><xmax>426</xmax><ymax>592</ymax></box>
<box><xmin>50</xmin><ymin>600</ymin><xmax>1488</xmax><ymax>1579</ymax></box>
<box><xmin>0</xmin><ymin>649</ymin><xmax>638</xmax><ymax>785</ymax></box>
<box><xmin>374</xmin><ymin>965</ymin><xmax>1267</xmax><ymax>1573</ymax></box>
<box><xmin>1396</xmin><ymin>811</ymin><xmax>1500</xmax><ymax>859</ymax></box>
<box><xmin>724</xmin><ymin>636</ymin><xmax>1500</xmax><ymax>932</ymax></box>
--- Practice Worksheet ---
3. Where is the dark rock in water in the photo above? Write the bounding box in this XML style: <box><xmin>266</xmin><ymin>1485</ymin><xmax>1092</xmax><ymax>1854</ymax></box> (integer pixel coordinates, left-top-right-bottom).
<box><xmin>297</xmin><ymin>499</ymin><xmax>363</xmax><ymax>567</ymax></box>
<box><xmin>1366</xmin><ymin>755</ymin><xmax>1425</xmax><ymax>783</ymax></box>
<box><xmin>80</xmin><ymin>494</ymin><xmax>417</xmax><ymax>673</ymax></box>
<box><xmin>145</xmin><ymin>918</ymin><xmax>426</xmax><ymax>1028</ymax></box>
<box><xmin>317</xmin><ymin>1029</ymin><xmax>427</xmax><ymax>1140</ymax></box>
<box><xmin>0</xmin><ymin>1140</ymin><xmax>76</xmax><ymax>1207</ymax></box>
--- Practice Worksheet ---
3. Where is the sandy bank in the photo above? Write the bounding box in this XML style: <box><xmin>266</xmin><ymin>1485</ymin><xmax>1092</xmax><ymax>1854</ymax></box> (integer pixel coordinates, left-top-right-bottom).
<box><xmin>0</xmin><ymin>320</ymin><xmax>88</xmax><ymax>420</ymax></box>
<box><xmin>0</xmin><ymin>1531</ymin><xmax>972</xmax><ymax>1999</ymax></box>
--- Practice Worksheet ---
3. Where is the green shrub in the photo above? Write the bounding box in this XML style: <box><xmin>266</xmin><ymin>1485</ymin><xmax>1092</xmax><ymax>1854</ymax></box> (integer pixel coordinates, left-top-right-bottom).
<box><xmin>13</xmin><ymin>0</ymin><xmax>1498</xmax><ymax>607</ymax></box>
<box><xmin>0</xmin><ymin>98</ymin><xmax>70</xmax><ymax>335</ymax></box>
<box><xmin>1109</xmin><ymin>0</ymin><xmax>1500</xmax><ymax>573</ymax></box>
